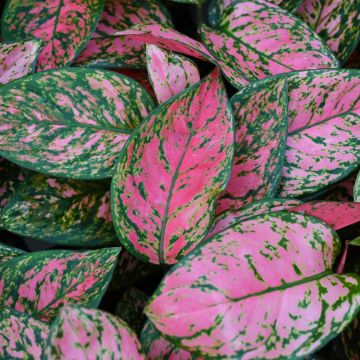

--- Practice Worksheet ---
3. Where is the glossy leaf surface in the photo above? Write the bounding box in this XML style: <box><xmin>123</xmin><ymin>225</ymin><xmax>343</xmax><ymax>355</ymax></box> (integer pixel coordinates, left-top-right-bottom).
<box><xmin>0</xmin><ymin>243</ymin><xmax>26</xmax><ymax>264</ymax></box>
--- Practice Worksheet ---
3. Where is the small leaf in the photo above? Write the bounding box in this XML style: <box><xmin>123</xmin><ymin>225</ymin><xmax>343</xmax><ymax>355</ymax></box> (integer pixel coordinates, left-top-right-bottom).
<box><xmin>2</xmin><ymin>0</ymin><xmax>103</xmax><ymax>71</ymax></box>
<box><xmin>355</xmin><ymin>170</ymin><xmax>360</xmax><ymax>202</ymax></box>
<box><xmin>349</xmin><ymin>236</ymin><xmax>360</xmax><ymax>247</ymax></box>
<box><xmin>217</xmin><ymin>76</ymin><xmax>288</xmax><ymax>214</ymax></box>
<box><xmin>146</xmin><ymin>45</ymin><xmax>200</xmax><ymax>103</ymax></box>
<box><xmin>44</xmin><ymin>305</ymin><xmax>145</xmax><ymax>359</ymax></box>
<box><xmin>297</xmin><ymin>0</ymin><xmax>360</xmax><ymax>63</ymax></box>
<box><xmin>0</xmin><ymin>68</ymin><xmax>154</xmax><ymax>179</ymax></box>
<box><xmin>201</xmin><ymin>0</ymin><xmax>339</xmax><ymax>88</ymax></box>
<box><xmin>0</xmin><ymin>307</ymin><xmax>49</xmax><ymax>359</ymax></box>
<box><xmin>146</xmin><ymin>212</ymin><xmax>360</xmax><ymax>358</ymax></box>
<box><xmin>111</xmin><ymin>69</ymin><xmax>234</xmax><ymax>264</ymax></box>
<box><xmin>0</xmin><ymin>243</ymin><xmax>26</xmax><ymax>264</ymax></box>
<box><xmin>0</xmin><ymin>247</ymin><xmax>120</xmax><ymax>321</ymax></box>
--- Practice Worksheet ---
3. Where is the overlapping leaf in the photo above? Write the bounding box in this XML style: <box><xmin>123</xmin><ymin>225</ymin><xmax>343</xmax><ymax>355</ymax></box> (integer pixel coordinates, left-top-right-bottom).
<box><xmin>201</xmin><ymin>0</ymin><xmax>339</xmax><ymax>88</ymax></box>
<box><xmin>217</xmin><ymin>76</ymin><xmax>288</xmax><ymax>214</ymax></box>
<box><xmin>0</xmin><ymin>68</ymin><xmax>154</xmax><ymax>179</ymax></box>
<box><xmin>355</xmin><ymin>171</ymin><xmax>360</xmax><ymax>201</ymax></box>
<box><xmin>321</xmin><ymin>173</ymin><xmax>356</xmax><ymax>202</ymax></box>
<box><xmin>146</xmin><ymin>45</ymin><xmax>200</xmax><ymax>103</ymax></box>
<box><xmin>0</xmin><ymin>173</ymin><xmax>115</xmax><ymax>247</ymax></box>
<box><xmin>111</xmin><ymin>69</ymin><xmax>234</xmax><ymax>264</ymax></box>
<box><xmin>0</xmin><ymin>243</ymin><xmax>26</xmax><ymax>264</ymax></box>
<box><xmin>44</xmin><ymin>305</ymin><xmax>145</xmax><ymax>359</ymax></box>
<box><xmin>297</xmin><ymin>0</ymin><xmax>360</xmax><ymax>63</ymax></box>
<box><xmin>146</xmin><ymin>212</ymin><xmax>360</xmax><ymax>358</ymax></box>
<box><xmin>0</xmin><ymin>247</ymin><xmax>120</xmax><ymax>321</ymax></box>
<box><xmin>1</xmin><ymin>0</ymin><xmax>103</xmax><ymax>71</ymax></box>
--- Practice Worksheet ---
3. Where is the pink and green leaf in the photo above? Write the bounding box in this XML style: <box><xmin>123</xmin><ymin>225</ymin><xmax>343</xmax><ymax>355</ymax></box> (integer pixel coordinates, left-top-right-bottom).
<box><xmin>0</xmin><ymin>247</ymin><xmax>120</xmax><ymax>321</ymax></box>
<box><xmin>44</xmin><ymin>305</ymin><xmax>145</xmax><ymax>359</ymax></box>
<box><xmin>0</xmin><ymin>68</ymin><xmax>154</xmax><ymax>179</ymax></box>
<box><xmin>146</xmin><ymin>45</ymin><xmax>200</xmax><ymax>104</ymax></box>
<box><xmin>146</xmin><ymin>211</ymin><xmax>360</xmax><ymax>358</ymax></box>
<box><xmin>111</xmin><ymin>69</ymin><xmax>234</xmax><ymax>264</ymax></box>
<box><xmin>0</xmin><ymin>243</ymin><xmax>26</xmax><ymax>264</ymax></box>
<box><xmin>217</xmin><ymin>76</ymin><xmax>288</xmax><ymax>214</ymax></box>
<box><xmin>2</xmin><ymin>0</ymin><xmax>103</xmax><ymax>71</ymax></box>
<box><xmin>0</xmin><ymin>307</ymin><xmax>49</xmax><ymax>360</ymax></box>
<box><xmin>201</xmin><ymin>0</ymin><xmax>339</xmax><ymax>88</ymax></box>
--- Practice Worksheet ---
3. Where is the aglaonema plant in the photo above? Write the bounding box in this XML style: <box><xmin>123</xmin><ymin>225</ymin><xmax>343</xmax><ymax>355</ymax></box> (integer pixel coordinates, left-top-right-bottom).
<box><xmin>0</xmin><ymin>0</ymin><xmax>359</xmax><ymax>358</ymax></box>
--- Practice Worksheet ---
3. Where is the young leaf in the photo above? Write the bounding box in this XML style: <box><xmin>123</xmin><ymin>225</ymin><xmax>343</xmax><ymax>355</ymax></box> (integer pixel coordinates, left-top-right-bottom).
<box><xmin>146</xmin><ymin>45</ymin><xmax>200</xmax><ymax>103</ymax></box>
<box><xmin>1</xmin><ymin>0</ymin><xmax>103</xmax><ymax>71</ymax></box>
<box><xmin>201</xmin><ymin>0</ymin><xmax>339</xmax><ymax>88</ymax></box>
<box><xmin>297</xmin><ymin>0</ymin><xmax>360</xmax><ymax>64</ymax></box>
<box><xmin>0</xmin><ymin>247</ymin><xmax>120</xmax><ymax>321</ymax></box>
<box><xmin>111</xmin><ymin>69</ymin><xmax>234</xmax><ymax>264</ymax></box>
<box><xmin>44</xmin><ymin>305</ymin><xmax>145</xmax><ymax>359</ymax></box>
<box><xmin>0</xmin><ymin>243</ymin><xmax>26</xmax><ymax>264</ymax></box>
<box><xmin>145</xmin><ymin>212</ymin><xmax>360</xmax><ymax>359</ymax></box>
<box><xmin>0</xmin><ymin>68</ymin><xmax>154</xmax><ymax>179</ymax></box>
<box><xmin>0</xmin><ymin>173</ymin><xmax>115</xmax><ymax>247</ymax></box>
<box><xmin>0</xmin><ymin>307</ymin><xmax>49</xmax><ymax>360</ymax></box>
<box><xmin>217</xmin><ymin>76</ymin><xmax>288</xmax><ymax>214</ymax></box>
<box><xmin>355</xmin><ymin>171</ymin><xmax>360</xmax><ymax>201</ymax></box>
<box><xmin>0</xmin><ymin>39</ymin><xmax>41</xmax><ymax>85</ymax></box>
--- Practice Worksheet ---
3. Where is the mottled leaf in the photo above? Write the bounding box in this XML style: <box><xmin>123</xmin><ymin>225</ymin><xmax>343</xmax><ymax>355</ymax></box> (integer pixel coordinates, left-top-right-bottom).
<box><xmin>0</xmin><ymin>68</ymin><xmax>154</xmax><ymax>179</ymax></box>
<box><xmin>146</xmin><ymin>212</ymin><xmax>360</xmax><ymax>359</ymax></box>
<box><xmin>201</xmin><ymin>0</ymin><xmax>339</xmax><ymax>88</ymax></box>
<box><xmin>44</xmin><ymin>305</ymin><xmax>145</xmax><ymax>359</ymax></box>
<box><xmin>0</xmin><ymin>173</ymin><xmax>115</xmax><ymax>247</ymax></box>
<box><xmin>355</xmin><ymin>171</ymin><xmax>360</xmax><ymax>202</ymax></box>
<box><xmin>217</xmin><ymin>76</ymin><xmax>288</xmax><ymax>214</ymax></box>
<box><xmin>0</xmin><ymin>307</ymin><xmax>49</xmax><ymax>360</ymax></box>
<box><xmin>111</xmin><ymin>69</ymin><xmax>234</xmax><ymax>264</ymax></box>
<box><xmin>2</xmin><ymin>0</ymin><xmax>103</xmax><ymax>71</ymax></box>
<box><xmin>0</xmin><ymin>247</ymin><xmax>120</xmax><ymax>321</ymax></box>
<box><xmin>0</xmin><ymin>243</ymin><xmax>26</xmax><ymax>264</ymax></box>
<box><xmin>297</xmin><ymin>0</ymin><xmax>360</xmax><ymax>64</ymax></box>
<box><xmin>146</xmin><ymin>45</ymin><xmax>200</xmax><ymax>103</ymax></box>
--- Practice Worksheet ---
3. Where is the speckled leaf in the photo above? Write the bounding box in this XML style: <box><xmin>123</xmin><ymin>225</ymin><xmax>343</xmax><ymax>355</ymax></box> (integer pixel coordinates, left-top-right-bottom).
<box><xmin>297</xmin><ymin>0</ymin><xmax>360</xmax><ymax>64</ymax></box>
<box><xmin>0</xmin><ymin>307</ymin><xmax>49</xmax><ymax>360</ymax></box>
<box><xmin>146</xmin><ymin>45</ymin><xmax>200</xmax><ymax>103</ymax></box>
<box><xmin>201</xmin><ymin>0</ymin><xmax>339</xmax><ymax>88</ymax></box>
<box><xmin>279</xmin><ymin>69</ymin><xmax>360</xmax><ymax>197</ymax></box>
<box><xmin>291</xmin><ymin>201</ymin><xmax>360</xmax><ymax>230</ymax></box>
<box><xmin>0</xmin><ymin>173</ymin><xmax>115</xmax><ymax>247</ymax></box>
<box><xmin>0</xmin><ymin>68</ymin><xmax>154</xmax><ymax>179</ymax></box>
<box><xmin>1</xmin><ymin>0</ymin><xmax>103</xmax><ymax>71</ymax></box>
<box><xmin>44</xmin><ymin>305</ymin><xmax>145</xmax><ymax>359</ymax></box>
<box><xmin>0</xmin><ymin>247</ymin><xmax>120</xmax><ymax>321</ymax></box>
<box><xmin>355</xmin><ymin>171</ymin><xmax>360</xmax><ymax>201</ymax></box>
<box><xmin>217</xmin><ymin>76</ymin><xmax>288</xmax><ymax>214</ymax></box>
<box><xmin>146</xmin><ymin>212</ymin><xmax>360</xmax><ymax>358</ymax></box>
<box><xmin>111</xmin><ymin>69</ymin><xmax>234</xmax><ymax>264</ymax></box>
<box><xmin>0</xmin><ymin>243</ymin><xmax>26</xmax><ymax>264</ymax></box>
<box><xmin>0</xmin><ymin>39</ymin><xmax>41</xmax><ymax>85</ymax></box>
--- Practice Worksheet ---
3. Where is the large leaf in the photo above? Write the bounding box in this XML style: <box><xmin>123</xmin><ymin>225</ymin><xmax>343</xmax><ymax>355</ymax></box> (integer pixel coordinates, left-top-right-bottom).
<box><xmin>0</xmin><ymin>172</ymin><xmax>115</xmax><ymax>247</ymax></box>
<box><xmin>201</xmin><ymin>0</ymin><xmax>339</xmax><ymax>88</ymax></box>
<box><xmin>217</xmin><ymin>76</ymin><xmax>288</xmax><ymax>214</ymax></box>
<box><xmin>0</xmin><ymin>39</ymin><xmax>41</xmax><ymax>85</ymax></box>
<box><xmin>111</xmin><ymin>69</ymin><xmax>234</xmax><ymax>264</ymax></box>
<box><xmin>297</xmin><ymin>0</ymin><xmax>360</xmax><ymax>64</ymax></box>
<box><xmin>44</xmin><ymin>305</ymin><xmax>145</xmax><ymax>359</ymax></box>
<box><xmin>145</xmin><ymin>212</ymin><xmax>360</xmax><ymax>358</ymax></box>
<box><xmin>0</xmin><ymin>247</ymin><xmax>120</xmax><ymax>321</ymax></box>
<box><xmin>146</xmin><ymin>45</ymin><xmax>200</xmax><ymax>104</ymax></box>
<box><xmin>0</xmin><ymin>243</ymin><xmax>26</xmax><ymax>264</ymax></box>
<box><xmin>355</xmin><ymin>171</ymin><xmax>360</xmax><ymax>201</ymax></box>
<box><xmin>279</xmin><ymin>69</ymin><xmax>360</xmax><ymax>197</ymax></box>
<box><xmin>1</xmin><ymin>0</ymin><xmax>103</xmax><ymax>71</ymax></box>
<box><xmin>0</xmin><ymin>68</ymin><xmax>154</xmax><ymax>179</ymax></box>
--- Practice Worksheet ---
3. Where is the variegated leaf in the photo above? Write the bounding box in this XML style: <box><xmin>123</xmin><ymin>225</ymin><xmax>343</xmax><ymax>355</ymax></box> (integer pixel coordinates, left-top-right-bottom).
<box><xmin>279</xmin><ymin>69</ymin><xmax>360</xmax><ymax>197</ymax></box>
<box><xmin>0</xmin><ymin>307</ymin><xmax>49</xmax><ymax>360</ymax></box>
<box><xmin>297</xmin><ymin>0</ymin><xmax>360</xmax><ymax>64</ymax></box>
<box><xmin>0</xmin><ymin>243</ymin><xmax>26</xmax><ymax>264</ymax></box>
<box><xmin>44</xmin><ymin>305</ymin><xmax>145</xmax><ymax>359</ymax></box>
<box><xmin>2</xmin><ymin>0</ymin><xmax>103</xmax><ymax>71</ymax></box>
<box><xmin>111</xmin><ymin>69</ymin><xmax>234</xmax><ymax>264</ymax></box>
<box><xmin>355</xmin><ymin>171</ymin><xmax>360</xmax><ymax>202</ymax></box>
<box><xmin>146</xmin><ymin>212</ymin><xmax>360</xmax><ymax>358</ymax></box>
<box><xmin>0</xmin><ymin>68</ymin><xmax>154</xmax><ymax>179</ymax></box>
<box><xmin>217</xmin><ymin>76</ymin><xmax>288</xmax><ymax>214</ymax></box>
<box><xmin>146</xmin><ymin>45</ymin><xmax>200</xmax><ymax>103</ymax></box>
<box><xmin>0</xmin><ymin>247</ymin><xmax>120</xmax><ymax>321</ymax></box>
<box><xmin>0</xmin><ymin>173</ymin><xmax>115</xmax><ymax>247</ymax></box>
<box><xmin>0</xmin><ymin>39</ymin><xmax>41</xmax><ymax>85</ymax></box>
<box><xmin>201</xmin><ymin>0</ymin><xmax>339</xmax><ymax>88</ymax></box>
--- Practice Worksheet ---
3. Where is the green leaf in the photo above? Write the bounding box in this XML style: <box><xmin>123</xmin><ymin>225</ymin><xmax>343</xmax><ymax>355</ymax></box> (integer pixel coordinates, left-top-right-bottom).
<box><xmin>349</xmin><ymin>236</ymin><xmax>360</xmax><ymax>247</ymax></box>
<box><xmin>354</xmin><ymin>170</ymin><xmax>360</xmax><ymax>202</ymax></box>
<box><xmin>0</xmin><ymin>243</ymin><xmax>26</xmax><ymax>265</ymax></box>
